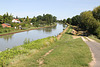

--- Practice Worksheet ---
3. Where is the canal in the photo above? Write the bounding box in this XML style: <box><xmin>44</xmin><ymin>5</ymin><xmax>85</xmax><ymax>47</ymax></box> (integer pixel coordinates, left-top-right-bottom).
<box><xmin>0</xmin><ymin>23</ymin><xmax>67</xmax><ymax>51</ymax></box>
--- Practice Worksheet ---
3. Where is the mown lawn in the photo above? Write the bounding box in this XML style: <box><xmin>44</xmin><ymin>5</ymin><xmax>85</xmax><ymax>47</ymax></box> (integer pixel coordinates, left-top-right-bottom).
<box><xmin>7</xmin><ymin>26</ymin><xmax>92</xmax><ymax>67</ymax></box>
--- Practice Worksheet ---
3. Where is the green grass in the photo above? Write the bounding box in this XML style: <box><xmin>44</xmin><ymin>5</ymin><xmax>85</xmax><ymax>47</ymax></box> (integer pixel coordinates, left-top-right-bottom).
<box><xmin>88</xmin><ymin>35</ymin><xmax>100</xmax><ymax>43</ymax></box>
<box><xmin>6</xmin><ymin>26</ymin><xmax>92</xmax><ymax>67</ymax></box>
<box><xmin>42</xmin><ymin>27</ymin><xmax>91</xmax><ymax>67</ymax></box>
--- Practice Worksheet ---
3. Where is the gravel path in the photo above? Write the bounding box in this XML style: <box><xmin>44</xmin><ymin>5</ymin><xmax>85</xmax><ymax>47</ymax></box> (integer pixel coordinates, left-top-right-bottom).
<box><xmin>82</xmin><ymin>37</ymin><xmax>100</xmax><ymax>67</ymax></box>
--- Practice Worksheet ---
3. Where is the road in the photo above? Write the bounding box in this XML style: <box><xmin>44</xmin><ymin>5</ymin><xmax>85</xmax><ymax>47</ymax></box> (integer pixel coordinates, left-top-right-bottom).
<box><xmin>81</xmin><ymin>37</ymin><xmax>100</xmax><ymax>67</ymax></box>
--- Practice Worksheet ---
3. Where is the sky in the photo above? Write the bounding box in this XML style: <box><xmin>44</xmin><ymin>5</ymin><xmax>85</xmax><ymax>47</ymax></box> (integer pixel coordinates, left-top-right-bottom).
<box><xmin>0</xmin><ymin>0</ymin><xmax>100</xmax><ymax>20</ymax></box>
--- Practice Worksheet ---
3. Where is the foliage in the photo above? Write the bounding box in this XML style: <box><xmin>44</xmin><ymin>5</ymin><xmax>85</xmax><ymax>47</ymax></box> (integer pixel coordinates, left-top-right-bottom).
<box><xmin>96</xmin><ymin>26</ymin><xmax>100</xmax><ymax>38</ymax></box>
<box><xmin>19</xmin><ymin>18</ymin><xmax>24</xmax><ymax>22</ymax></box>
<box><xmin>53</xmin><ymin>16</ymin><xmax>57</xmax><ymax>22</ymax></box>
<box><xmin>25</xmin><ymin>16</ymin><xmax>30</xmax><ymax>23</ymax></box>
<box><xmin>80</xmin><ymin>11</ymin><xmax>98</xmax><ymax>33</ymax></box>
<box><xmin>92</xmin><ymin>6</ymin><xmax>100</xmax><ymax>21</ymax></box>
<box><xmin>0</xmin><ymin>28</ymin><xmax>14</xmax><ymax>33</ymax></box>
<box><xmin>0</xmin><ymin>24</ymin><xmax>2</xmax><ymax>27</ymax></box>
<box><xmin>0</xmin><ymin>12</ymin><xmax>13</xmax><ymax>24</ymax></box>
<box><xmin>0</xmin><ymin>15</ymin><xmax>3</xmax><ymax>24</ymax></box>
<box><xmin>63</xmin><ymin>19</ymin><xmax>66</xmax><ymax>23</ymax></box>
<box><xmin>66</xmin><ymin>18</ymin><xmax>72</xmax><ymax>24</ymax></box>
<box><xmin>65</xmin><ymin>5</ymin><xmax>100</xmax><ymax>38</ymax></box>
<box><xmin>31</xmin><ymin>16</ymin><xmax>37</xmax><ymax>23</ymax></box>
<box><xmin>71</xmin><ymin>15</ymin><xmax>81</xmax><ymax>26</ymax></box>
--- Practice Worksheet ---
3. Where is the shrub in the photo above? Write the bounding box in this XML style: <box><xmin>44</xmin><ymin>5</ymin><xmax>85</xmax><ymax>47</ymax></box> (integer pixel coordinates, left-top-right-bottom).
<box><xmin>96</xmin><ymin>26</ymin><xmax>100</xmax><ymax>38</ymax></box>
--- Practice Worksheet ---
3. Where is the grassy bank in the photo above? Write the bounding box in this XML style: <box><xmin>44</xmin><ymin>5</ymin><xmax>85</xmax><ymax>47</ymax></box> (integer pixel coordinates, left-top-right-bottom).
<box><xmin>0</xmin><ymin>24</ymin><xmax>57</xmax><ymax>36</ymax></box>
<box><xmin>88</xmin><ymin>35</ymin><xmax>100</xmax><ymax>43</ymax></box>
<box><xmin>4</xmin><ymin>26</ymin><xmax>92</xmax><ymax>67</ymax></box>
<box><xmin>0</xmin><ymin>36</ymin><xmax>57</xmax><ymax>67</ymax></box>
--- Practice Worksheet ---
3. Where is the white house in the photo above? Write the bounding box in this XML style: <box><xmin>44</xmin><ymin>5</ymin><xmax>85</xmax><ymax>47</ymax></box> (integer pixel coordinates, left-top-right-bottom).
<box><xmin>12</xmin><ymin>19</ymin><xmax>21</xmax><ymax>23</ymax></box>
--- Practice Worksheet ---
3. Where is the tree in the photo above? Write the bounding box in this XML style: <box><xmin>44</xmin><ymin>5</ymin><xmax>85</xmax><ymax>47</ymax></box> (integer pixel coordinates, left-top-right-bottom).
<box><xmin>80</xmin><ymin>11</ymin><xmax>98</xmax><ymax>34</ymax></box>
<box><xmin>2</xmin><ymin>12</ymin><xmax>13</xmax><ymax>23</ymax></box>
<box><xmin>16</xmin><ymin>16</ymin><xmax>19</xmax><ymax>19</ymax></box>
<box><xmin>71</xmin><ymin>15</ymin><xmax>81</xmax><ymax>26</ymax></box>
<box><xmin>37</xmin><ymin>15</ymin><xmax>43</xmax><ymax>21</ymax></box>
<box><xmin>31</xmin><ymin>16</ymin><xmax>37</xmax><ymax>22</ymax></box>
<box><xmin>63</xmin><ymin>19</ymin><xmax>66</xmax><ymax>23</ymax></box>
<box><xmin>53</xmin><ymin>16</ymin><xmax>57</xmax><ymax>22</ymax></box>
<box><xmin>92</xmin><ymin>6</ymin><xmax>100</xmax><ymax>21</ymax></box>
<box><xmin>0</xmin><ymin>15</ymin><xmax>3</xmax><ymax>24</ymax></box>
<box><xmin>19</xmin><ymin>18</ymin><xmax>24</xmax><ymax>22</ymax></box>
<box><xmin>67</xmin><ymin>18</ymin><xmax>72</xmax><ymax>24</ymax></box>
<box><xmin>96</xmin><ymin>26</ymin><xmax>100</xmax><ymax>38</ymax></box>
<box><xmin>25</xmin><ymin>16</ymin><xmax>30</xmax><ymax>23</ymax></box>
<box><xmin>45</xmin><ymin>14</ymin><xmax>53</xmax><ymax>24</ymax></box>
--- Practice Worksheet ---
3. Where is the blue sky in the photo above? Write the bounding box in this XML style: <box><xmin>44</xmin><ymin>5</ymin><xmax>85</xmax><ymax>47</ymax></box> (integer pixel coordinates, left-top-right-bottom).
<box><xmin>0</xmin><ymin>0</ymin><xmax>100</xmax><ymax>20</ymax></box>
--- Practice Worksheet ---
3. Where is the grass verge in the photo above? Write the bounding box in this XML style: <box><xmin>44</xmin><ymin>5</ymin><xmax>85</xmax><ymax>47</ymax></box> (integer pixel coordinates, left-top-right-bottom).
<box><xmin>42</xmin><ymin>26</ymin><xmax>91</xmax><ymax>67</ymax></box>
<box><xmin>5</xmin><ymin>26</ymin><xmax>92</xmax><ymax>67</ymax></box>
<box><xmin>88</xmin><ymin>35</ymin><xmax>100</xmax><ymax>43</ymax></box>
<box><xmin>0</xmin><ymin>36</ymin><xmax>57</xmax><ymax>67</ymax></box>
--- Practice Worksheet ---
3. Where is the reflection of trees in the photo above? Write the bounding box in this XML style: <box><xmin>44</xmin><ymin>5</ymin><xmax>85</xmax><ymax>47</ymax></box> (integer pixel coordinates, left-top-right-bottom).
<box><xmin>36</xmin><ymin>26</ymin><xmax>57</xmax><ymax>33</ymax></box>
<box><xmin>52</xmin><ymin>26</ymin><xmax>56</xmax><ymax>30</ymax></box>
<box><xmin>63</xmin><ymin>24</ymin><xmax>66</xmax><ymax>28</ymax></box>
<box><xmin>63</xmin><ymin>24</ymin><xmax>67</xmax><ymax>29</ymax></box>
<box><xmin>43</xmin><ymin>27</ymin><xmax>52</xmax><ymax>33</ymax></box>
<box><xmin>43</xmin><ymin>26</ymin><xmax>57</xmax><ymax>33</ymax></box>
<box><xmin>37</xmin><ymin>28</ymin><xmax>43</xmax><ymax>31</ymax></box>
<box><xmin>0</xmin><ymin>34</ymin><xmax>13</xmax><ymax>41</ymax></box>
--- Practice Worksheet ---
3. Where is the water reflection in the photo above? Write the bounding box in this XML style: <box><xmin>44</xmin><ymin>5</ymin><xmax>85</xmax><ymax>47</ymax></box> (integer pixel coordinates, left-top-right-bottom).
<box><xmin>43</xmin><ymin>26</ymin><xmax>56</xmax><ymax>33</ymax></box>
<box><xmin>63</xmin><ymin>24</ymin><xmax>67</xmax><ymax>29</ymax></box>
<box><xmin>0</xmin><ymin>23</ymin><xmax>67</xmax><ymax>51</ymax></box>
<box><xmin>0</xmin><ymin>34</ymin><xmax>13</xmax><ymax>41</ymax></box>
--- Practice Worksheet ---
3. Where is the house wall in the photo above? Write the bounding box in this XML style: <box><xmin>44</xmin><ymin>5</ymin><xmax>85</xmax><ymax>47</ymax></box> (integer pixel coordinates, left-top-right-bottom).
<box><xmin>12</xmin><ymin>19</ymin><xmax>21</xmax><ymax>23</ymax></box>
<box><xmin>2</xmin><ymin>24</ymin><xmax>11</xmax><ymax>28</ymax></box>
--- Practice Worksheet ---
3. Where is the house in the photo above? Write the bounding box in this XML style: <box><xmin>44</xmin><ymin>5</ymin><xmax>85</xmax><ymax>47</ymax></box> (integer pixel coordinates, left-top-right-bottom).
<box><xmin>12</xmin><ymin>19</ymin><xmax>21</xmax><ymax>23</ymax></box>
<box><xmin>2</xmin><ymin>23</ymin><xmax>11</xmax><ymax>28</ymax></box>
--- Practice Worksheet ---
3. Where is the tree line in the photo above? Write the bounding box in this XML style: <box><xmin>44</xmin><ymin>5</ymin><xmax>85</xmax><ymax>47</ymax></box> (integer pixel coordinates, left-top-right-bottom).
<box><xmin>0</xmin><ymin>13</ymin><xmax>57</xmax><ymax>27</ymax></box>
<box><xmin>63</xmin><ymin>6</ymin><xmax>100</xmax><ymax>38</ymax></box>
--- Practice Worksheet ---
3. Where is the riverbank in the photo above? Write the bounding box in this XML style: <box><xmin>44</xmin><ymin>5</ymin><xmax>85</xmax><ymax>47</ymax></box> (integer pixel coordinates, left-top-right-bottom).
<box><xmin>0</xmin><ymin>25</ymin><xmax>92</xmax><ymax>67</ymax></box>
<box><xmin>0</xmin><ymin>24</ymin><xmax>56</xmax><ymax>36</ymax></box>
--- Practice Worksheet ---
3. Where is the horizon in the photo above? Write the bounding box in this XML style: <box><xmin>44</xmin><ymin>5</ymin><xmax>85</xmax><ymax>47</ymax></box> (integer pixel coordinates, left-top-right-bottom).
<box><xmin>0</xmin><ymin>0</ymin><xmax>100</xmax><ymax>20</ymax></box>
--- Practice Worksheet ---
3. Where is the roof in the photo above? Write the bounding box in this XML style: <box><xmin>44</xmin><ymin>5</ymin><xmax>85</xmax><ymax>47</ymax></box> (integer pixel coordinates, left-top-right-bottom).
<box><xmin>2</xmin><ymin>23</ymin><xmax>11</xmax><ymax>26</ymax></box>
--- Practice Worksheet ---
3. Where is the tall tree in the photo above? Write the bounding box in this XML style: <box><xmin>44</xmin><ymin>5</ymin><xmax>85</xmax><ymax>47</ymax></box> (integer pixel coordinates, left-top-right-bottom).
<box><xmin>80</xmin><ymin>11</ymin><xmax>98</xmax><ymax>33</ymax></box>
<box><xmin>0</xmin><ymin>15</ymin><xmax>3</xmax><ymax>24</ymax></box>
<box><xmin>63</xmin><ymin>19</ymin><xmax>66</xmax><ymax>23</ymax></box>
<box><xmin>45</xmin><ymin>14</ymin><xmax>53</xmax><ymax>24</ymax></box>
<box><xmin>71</xmin><ymin>15</ymin><xmax>81</xmax><ymax>26</ymax></box>
<box><xmin>96</xmin><ymin>26</ymin><xmax>100</xmax><ymax>38</ymax></box>
<box><xmin>92</xmin><ymin>6</ymin><xmax>100</xmax><ymax>21</ymax></box>
<box><xmin>31</xmin><ymin>16</ymin><xmax>37</xmax><ymax>22</ymax></box>
<box><xmin>67</xmin><ymin>18</ymin><xmax>72</xmax><ymax>24</ymax></box>
<box><xmin>25</xmin><ymin>16</ymin><xmax>30</xmax><ymax>23</ymax></box>
<box><xmin>37</xmin><ymin>15</ymin><xmax>42</xmax><ymax>21</ymax></box>
<box><xmin>53</xmin><ymin>16</ymin><xmax>57</xmax><ymax>22</ymax></box>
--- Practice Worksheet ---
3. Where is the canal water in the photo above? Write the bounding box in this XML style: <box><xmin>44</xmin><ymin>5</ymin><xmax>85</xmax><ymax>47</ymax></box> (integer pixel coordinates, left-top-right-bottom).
<box><xmin>0</xmin><ymin>23</ymin><xmax>67</xmax><ymax>51</ymax></box>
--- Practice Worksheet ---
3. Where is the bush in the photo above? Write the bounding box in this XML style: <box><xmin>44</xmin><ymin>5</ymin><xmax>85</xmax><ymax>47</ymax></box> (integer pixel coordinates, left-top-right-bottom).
<box><xmin>96</xmin><ymin>26</ymin><xmax>100</xmax><ymax>38</ymax></box>
<box><xmin>0</xmin><ymin>24</ymin><xmax>2</xmax><ymax>28</ymax></box>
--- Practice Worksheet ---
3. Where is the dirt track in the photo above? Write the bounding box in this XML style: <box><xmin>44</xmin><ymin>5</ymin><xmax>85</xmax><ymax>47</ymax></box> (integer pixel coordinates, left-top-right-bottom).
<box><xmin>82</xmin><ymin>37</ymin><xmax>100</xmax><ymax>67</ymax></box>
